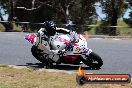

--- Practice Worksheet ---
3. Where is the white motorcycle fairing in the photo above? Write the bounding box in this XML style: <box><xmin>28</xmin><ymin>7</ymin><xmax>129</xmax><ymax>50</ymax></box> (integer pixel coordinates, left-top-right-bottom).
<box><xmin>41</xmin><ymin>33</ymin><xmax>92</xmax><ymax>62</ymax></box>
<box><xmin>50</xmin><ymin>33</ymin><xmax>70</xmax><ymax>50</ymax></box>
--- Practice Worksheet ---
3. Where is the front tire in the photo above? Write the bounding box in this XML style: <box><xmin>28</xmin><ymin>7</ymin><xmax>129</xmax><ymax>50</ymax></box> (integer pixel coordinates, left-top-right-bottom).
<box><xmin>83</xmin><ymin>52</ymin><xmax>103</xmax><ymax>69</ymax></box>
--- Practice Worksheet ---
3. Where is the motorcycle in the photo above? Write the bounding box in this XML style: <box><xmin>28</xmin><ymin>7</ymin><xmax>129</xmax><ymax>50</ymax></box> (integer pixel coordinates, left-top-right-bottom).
<box><xmin>25</xmin><ymin>31</ymin><xmax>103</xmax><ymax>69</ymax></box>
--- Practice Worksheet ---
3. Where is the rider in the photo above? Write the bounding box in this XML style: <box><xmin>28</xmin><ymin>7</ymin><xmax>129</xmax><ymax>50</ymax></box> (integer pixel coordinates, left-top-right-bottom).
<box><xmin>35</xmin><ymin>21</ymin><xmax>77</xmax><ymax>54</ymax></box>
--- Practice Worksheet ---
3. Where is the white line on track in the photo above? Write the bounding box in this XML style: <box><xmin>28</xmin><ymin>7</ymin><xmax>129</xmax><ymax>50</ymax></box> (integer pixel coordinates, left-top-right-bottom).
<box><xmin>113</xmin><ymin>38</ymin><xmax>121</xmax><ymax>40</ymax></box>
<box><xmin>92</xmin><ymin>38</ymin><xmax>103</xmax><ymax>40</ymax></box>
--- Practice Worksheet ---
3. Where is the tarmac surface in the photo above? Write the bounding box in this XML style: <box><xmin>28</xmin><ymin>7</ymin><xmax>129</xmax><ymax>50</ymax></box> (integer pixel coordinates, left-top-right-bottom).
<box><xmin>0</xmin><ymin>32</ymin><xmax>132</xmax><ymax>75</ymax></box>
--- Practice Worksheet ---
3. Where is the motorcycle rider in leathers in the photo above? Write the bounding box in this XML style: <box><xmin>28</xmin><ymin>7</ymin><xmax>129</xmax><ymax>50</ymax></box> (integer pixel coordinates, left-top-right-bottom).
<box><xmin>35</xmin><ymin>21</ymin><xmax>78</xmax><ymax>55</ymax></box>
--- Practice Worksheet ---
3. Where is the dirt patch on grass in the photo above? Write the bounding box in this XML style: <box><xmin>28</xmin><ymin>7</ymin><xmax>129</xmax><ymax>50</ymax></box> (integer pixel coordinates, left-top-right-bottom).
<box><xmin>0</xmin><ymin>65</ymin><xmax>131</xmax><ymax>88</ymax></box>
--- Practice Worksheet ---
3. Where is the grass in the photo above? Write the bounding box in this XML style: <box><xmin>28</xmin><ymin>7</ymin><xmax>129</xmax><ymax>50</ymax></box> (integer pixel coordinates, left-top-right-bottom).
<box><xmin>0</xmin><ymin>64</ymin><xmax>9</xmax><ymax>68</ymax></box>
<box><xmin>13</xmin><ymin>23</ymin><xmax>22</xmax><ymax>32</ymax></box>
<box><xmin>117</xmin><ymin>21</ymin><xmax>132</xmax><ymax>36</ymax></box>
<box><xmin>0</xmin><ymin>24</ymin><xmax>5</xmax><ymax>32</ymax></box>
<box><xmin>0</xmin><ymin>66</ymin><xmax>132</xmax><ymax>88</ymax></box>
<box><xmin>0</xmin><ymin>23</ymin><xmax>22</xmax><ymax>32</ymax></box>
<box><xmin>0</xmin><ymin>84</ymin><xmax>9</xmax><ymax>88</ymax></box>
<box><xmin>88</xmin><ymin>20</ymin><xmax>132</xmax><ymax>36</ymax></box>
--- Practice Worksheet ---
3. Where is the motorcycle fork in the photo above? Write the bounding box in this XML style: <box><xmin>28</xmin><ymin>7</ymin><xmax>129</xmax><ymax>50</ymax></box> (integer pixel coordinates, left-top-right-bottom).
<box><xmin>81</xmin><ymin>48</ymin><xmax>93</xmax><ymax>60</ymax></box>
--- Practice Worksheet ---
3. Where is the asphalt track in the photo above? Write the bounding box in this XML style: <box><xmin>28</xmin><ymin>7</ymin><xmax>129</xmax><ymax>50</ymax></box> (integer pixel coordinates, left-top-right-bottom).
<box><xmin>0</xmin><ymin>32</ymin><xmax>132</xmax><ymax>75</ymax></box>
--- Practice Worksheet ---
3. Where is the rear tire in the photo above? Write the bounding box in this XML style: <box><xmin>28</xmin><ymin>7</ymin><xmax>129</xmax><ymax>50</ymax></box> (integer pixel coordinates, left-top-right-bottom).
<box><xmin>31</xmin><ymin>45</ymin><xmax>45</xmax><ymax>63</ymax></box>
<box><xmin>83</xmin><ymin>52</ymin><xmax>103</xmax><ymax>69</ymax></box>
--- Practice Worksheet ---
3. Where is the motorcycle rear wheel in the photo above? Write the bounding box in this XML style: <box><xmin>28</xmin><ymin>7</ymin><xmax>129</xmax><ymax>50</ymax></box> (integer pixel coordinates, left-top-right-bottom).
<box><xmin>31</xmin><ymin>45</ymin><xmax>45</xmax><ymax>63</ymax></box>
<box><xmin>83</xmin><ymin>52</ymin><xmax>103</xmax><ymax>69</ymax></box>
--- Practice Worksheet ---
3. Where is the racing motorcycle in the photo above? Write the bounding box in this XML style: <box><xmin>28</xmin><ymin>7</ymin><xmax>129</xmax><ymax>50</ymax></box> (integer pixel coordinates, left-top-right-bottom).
<box><xmin>25</xmin><ymin>31</ymin><xmax>103</xmax><ymax>69</ymax></box>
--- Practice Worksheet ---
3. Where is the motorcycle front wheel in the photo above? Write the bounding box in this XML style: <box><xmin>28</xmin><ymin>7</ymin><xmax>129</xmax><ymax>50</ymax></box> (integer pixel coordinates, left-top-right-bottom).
<box><xmin>83</xmin><ymin>52</ymin><xmax>103</xmax><ymax>69</ymax></box>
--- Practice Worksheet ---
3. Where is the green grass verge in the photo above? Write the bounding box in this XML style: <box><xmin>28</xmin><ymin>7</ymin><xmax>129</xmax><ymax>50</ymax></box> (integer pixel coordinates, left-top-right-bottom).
<box><xmin>88</xmin><ymin>20</ymin><xmax>132</xmax><ymax>36</ymax></box>
<box><xmin>0</xmin><ymin>85</ymin><xmax>8</xmax><ymax>88</ymax></box>
<box><xmin>0</xmin><ymin>23</ymin><xmax>22</xmax><ymax>32</ymax></box>
<box><xmin>0</xmin><ymin>84</ymin><xmax>10</xmax><ymax>88</ymax></box>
